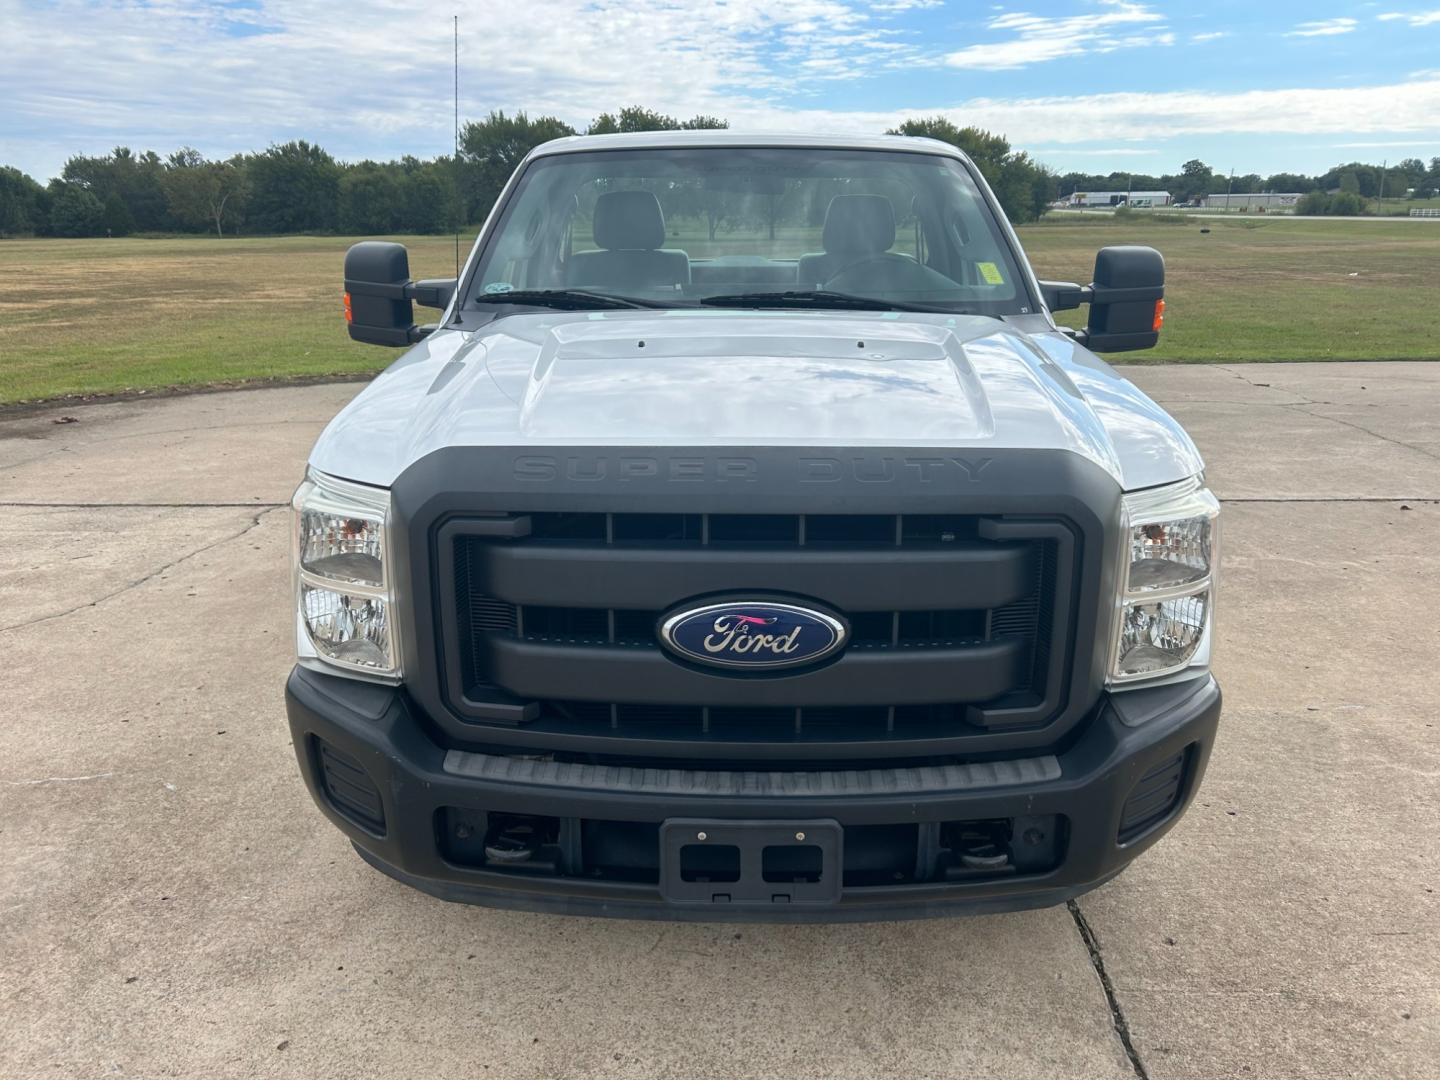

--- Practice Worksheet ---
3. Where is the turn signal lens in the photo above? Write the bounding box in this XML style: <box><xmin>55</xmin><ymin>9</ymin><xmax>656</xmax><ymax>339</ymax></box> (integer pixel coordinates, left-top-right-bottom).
<box><xmin>1152</xmin><ymin>299</ymin><xmax>1165</xmax><ymax>332</ymax></box>
<box><xmin>343</xmin><ymin>291</ymin><xmax>353</xmax><ymax>322</ymax></box>
<box><xmin>300</xmin><ymin>511</ymin><xmax>384</xmax><ymax>586</ymax></box>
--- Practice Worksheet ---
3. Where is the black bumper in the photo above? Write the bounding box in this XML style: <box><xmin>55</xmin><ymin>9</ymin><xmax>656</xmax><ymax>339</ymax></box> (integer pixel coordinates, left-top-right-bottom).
<box><xmin>285</xmin><ymin>666</ymin><xmax>1221</xmax><ymax>922</ymax></box>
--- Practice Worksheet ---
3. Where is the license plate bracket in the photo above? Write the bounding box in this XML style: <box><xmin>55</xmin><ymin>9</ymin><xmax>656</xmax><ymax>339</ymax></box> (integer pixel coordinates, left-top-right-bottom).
<box><xmin>659</xmin><ymin>818</ymin><xmax>843</xmax><ymax>907</ymax></box>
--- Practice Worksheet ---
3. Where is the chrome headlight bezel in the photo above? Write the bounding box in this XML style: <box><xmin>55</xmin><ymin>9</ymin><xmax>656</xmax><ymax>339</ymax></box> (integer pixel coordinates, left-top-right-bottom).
<box><xmin>1109</xmin><ymin>476</ymin><xmax>1219</xmax><ymax>688</ymax></box>
<box><xmin>291</xmin><ymin>468</ymin><xmax>402</xmax><ymax>680</ymax></box>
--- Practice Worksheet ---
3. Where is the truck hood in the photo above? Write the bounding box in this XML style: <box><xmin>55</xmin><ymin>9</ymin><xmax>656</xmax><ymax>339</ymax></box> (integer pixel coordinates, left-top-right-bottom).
<box><xmin>310</xmin><ymin>310</ymin><xmax>1202</xmax><ymax>491</ymax></box>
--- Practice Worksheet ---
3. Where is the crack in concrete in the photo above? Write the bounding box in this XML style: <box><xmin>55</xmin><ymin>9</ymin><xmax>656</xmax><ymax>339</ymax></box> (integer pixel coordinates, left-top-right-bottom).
<box><xmin>1290</xmin><ymin>404</ymin><xmax>1440</xmax><ymax>463</ymax></box>
<box><xmin>0</xmin><ymin>418</ymin><xmax>327</xmax><ymax>472</ymax></box>
<box><xmin>0</xmin><ymin>507</ymin><xmax>284</xmax><ymax>634</ymax></box>
<box><xmin>1069</xmin><ymin>899</ymin><xmax>1150</xmax><ymax>1080</ymax></box>
<box><xmin>4</xmin><ymin>772</ymin><xmax>115</xmax><ymax>786</ymax></box>
<box><xmin>1211</xmin><ymin>365</ymin><xmax>1440</xmax><ymax>460</ymax></box>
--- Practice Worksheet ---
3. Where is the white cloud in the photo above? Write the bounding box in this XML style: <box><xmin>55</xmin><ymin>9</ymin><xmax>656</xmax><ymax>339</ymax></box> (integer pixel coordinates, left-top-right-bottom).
<box><xmin>871</xmin><ymin>0</ymin><xmax>943</xmax><ymax>11</ymax></box>
<box><xmin>1378</xmin><ymin>9</ymin><xmax>1440</xmax><ymax>25</ymax></box>
<box><xmin>2</xmin><ymin>1</ymin><xmax>1438</xmax><ymax>182</ymax></box>
<box><xmin>1026</xmin><ymin>147</ymin><xmax>1161</xmax><ymax>156</ymax></box>
<box><xmin>720</xmin><ymin>77</ymin><xmax>1440</xmax><ymax>148</ymax></box>
<box><xmin>1192</xmin><ymin>31</ymin><xmax>1229</xmax><ymax>42</ymax></box>
<box><xmin>1332</xmin><ymin>139</ymin><xmax>1437</xmax><ymax>147</ymax></box>
<box><xmin>944</xmin><ymin>1</ymin><xmax>1169</xmax><ymax>70</ymax></box>
<box><xmin>1287</xmin><ymin>18</ymin><xmax>1358</xmax><ymax>37</ymax></box>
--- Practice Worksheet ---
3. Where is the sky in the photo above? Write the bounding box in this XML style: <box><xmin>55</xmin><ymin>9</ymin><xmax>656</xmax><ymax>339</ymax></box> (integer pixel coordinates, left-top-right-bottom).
<box><xmin>2</xmin><ymin>0</ymin><xmax>1438</xmax><ymax>183</ymax></box>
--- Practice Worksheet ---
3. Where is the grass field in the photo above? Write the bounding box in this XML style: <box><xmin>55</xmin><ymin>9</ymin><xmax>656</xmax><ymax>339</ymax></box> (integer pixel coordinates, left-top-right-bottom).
<box><xmin>1</xmin><ymin>217</ymin><xmax>1436</xmax><ymax>405</ymax></box>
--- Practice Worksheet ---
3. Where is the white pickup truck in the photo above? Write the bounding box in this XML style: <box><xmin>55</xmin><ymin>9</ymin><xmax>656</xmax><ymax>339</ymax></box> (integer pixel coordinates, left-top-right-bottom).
<box><xmin>286</xmin><ymin>131</ymin><xmax>1221</xmax><ymax>921</ymax></box>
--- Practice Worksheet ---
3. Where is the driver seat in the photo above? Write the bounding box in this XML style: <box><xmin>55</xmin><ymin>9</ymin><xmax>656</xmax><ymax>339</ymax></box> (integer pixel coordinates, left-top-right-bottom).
<box><xmin>565</xmin><ymin>191</ymin><xmax>690</xmax><ymax>291</ymax></box>
<box><xmin>797</xmin><ymin>195</ymin><xmax>898</xmax><ymax>287</ymax></box>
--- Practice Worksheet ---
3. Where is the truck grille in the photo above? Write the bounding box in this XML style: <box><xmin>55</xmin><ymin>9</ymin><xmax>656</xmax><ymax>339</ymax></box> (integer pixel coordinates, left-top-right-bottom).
<box><xmin>438</xmin><ymin>511</ymin><xmax>1076</xmax><ymax>762</ymax></box>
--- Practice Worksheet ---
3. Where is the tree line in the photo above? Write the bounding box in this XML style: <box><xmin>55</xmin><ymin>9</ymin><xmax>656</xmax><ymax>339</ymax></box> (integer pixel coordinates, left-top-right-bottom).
<box><xmin>0</xmin><ymin>108</ymin><xmax>1056</xmax><ymax>240</ymax></box>
<box><xmin>1058</xmin><ymin>156</ymin><xmax>1440</xmax><ymax>213</ymax></box>
<box><xmin>4</xmin><ymin>105</ymin><xmax>1434</xmax><ymax>239</ymax></box>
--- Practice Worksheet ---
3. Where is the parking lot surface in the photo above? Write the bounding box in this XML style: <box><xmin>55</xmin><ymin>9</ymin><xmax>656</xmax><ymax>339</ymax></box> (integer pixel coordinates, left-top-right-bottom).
<box><xmin>3</xmin><ymin>362</ymin><xmax>1437</xmax><ymax>1079</ymax></box>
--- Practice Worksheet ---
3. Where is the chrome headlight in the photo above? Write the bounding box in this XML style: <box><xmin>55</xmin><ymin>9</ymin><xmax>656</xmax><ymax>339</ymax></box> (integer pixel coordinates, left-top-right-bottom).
<box><xmin>1110</xmin><ymin>477</ymin><xmax>1219</xmax><ymax>685</ymax></box>
<box><xmin>292</xmin><ymin>469</ymin><xmax>400</xmax><ymax>677</ymax></box>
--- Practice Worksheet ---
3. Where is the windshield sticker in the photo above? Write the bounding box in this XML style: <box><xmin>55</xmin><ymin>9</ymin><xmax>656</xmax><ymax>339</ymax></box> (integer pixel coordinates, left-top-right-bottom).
<box><xmin>977</xmin><ymin>262</ymin><xmax>1005</xmax><ymax>285</ymax></box>
<box><xmin>484</xmin><ymin>282</ymin><xmax>514</xmax><ymax>294</ymax></box>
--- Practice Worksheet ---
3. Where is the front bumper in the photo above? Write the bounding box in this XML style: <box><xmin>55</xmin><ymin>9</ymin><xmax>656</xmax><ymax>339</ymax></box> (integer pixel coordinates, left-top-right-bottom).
<box><xmin>285</xmin><ymin>666</ymin><xmax>1221</xmax><ymax>922</ymax></box>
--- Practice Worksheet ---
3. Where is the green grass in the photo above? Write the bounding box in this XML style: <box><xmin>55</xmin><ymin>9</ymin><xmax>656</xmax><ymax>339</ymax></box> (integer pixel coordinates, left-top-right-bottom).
<box><xmin>1018</xmin><ymin>216</ymin><xmax>1440</xmax><ymax>363</ymax></box>
<box><xmin>1</xmin><ymin>217</ymin><xmax>1437</xmax><ymax>405</ymax></box>
<box><xmin>0</xmin><ymin>234</ymin><xmax>459</xmax><ymax>405</ymax></box>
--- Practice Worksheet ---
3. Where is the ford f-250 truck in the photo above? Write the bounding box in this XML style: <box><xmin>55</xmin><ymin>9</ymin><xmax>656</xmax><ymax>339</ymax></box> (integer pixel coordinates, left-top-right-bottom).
<box><xmin>286</xmin><ymin>132</ymin><xmax>1221</xmax><ymax>921</ymax></box>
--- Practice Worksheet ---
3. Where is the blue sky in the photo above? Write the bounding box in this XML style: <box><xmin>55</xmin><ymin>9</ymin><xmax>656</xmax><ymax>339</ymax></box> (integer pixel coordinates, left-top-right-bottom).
<box><xmin>2</xmin><ymin>0</ymin><xmax>1438</xmax><ymax>182</ymax></box>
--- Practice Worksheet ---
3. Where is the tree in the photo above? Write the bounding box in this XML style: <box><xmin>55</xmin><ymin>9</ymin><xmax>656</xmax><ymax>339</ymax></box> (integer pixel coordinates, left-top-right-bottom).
<box><xmin>61</xmin><ymin>146</ymin><xmax>169</xmax><ymax>231</ymax></box>
<box><xmin>1319</xmin><ymin>162</ymin><xmax>1379</xmax><ymax>197</ymax></box>
<box><xmin>244</xmin><ymin>140</ymin><xmax>338</xmax><ymax>233</ymax></box>
<box><xmin>162</xmin><ymin>150</ymin><xmax>249</xmax><ymax>236</ymax></box>
<box><xmin>47</xmin><ymin>184</ymin><xmax>104</xmax><ymax>236</ymax></box>
<box><xmin>101</xmin><ymin>192</ymin><xmax>135</xmax><ymax>236</ymax></box>
<box><xmin>459</xmin><ymin>111</ymin><xmax>576</xmax><ymax>224</ymax></box>
<box><xmin>1328</xmin><ymin>190</ymin><xmax>1366</xmax><ymax>216</ymax></box>
<box><xmin>1418</xmin><ymin>157</ymin><xmax>1440</xmax><ymax>199</ymax></box>
<box><xmin>337</xmin><ymin>162</ymin><xmax>404</xmax><ymax>234</ymax></box>
<box><xmin>887</xmin><ymin>117</ymin><xmax>1053</xmax><ymax>223</ymax></box>
<box><xmin>397</xmin><ymin>156</ymin><xmax>459</xmax><ymax>234</ymax></box>
<box><xmin>1264</xmin><ymin>172</ymin><xmax>1316</xmax><ymax>193</ymax></box>
<box><xmin>587</xmin><ymin>106</ymin><xmax>728</xmax><ymax>134</ymax></box>
<box><xmin>1178</xmin><ymin>159</ymin><xmax>1214</xmax><ymax>202</ymax></box>
<box><xmin>1294</xmin><ymin>190</ymin><xmax>1367</xmax><ymax>216</ymax></box>
<box><xmin>0</xmin><ymin>166</ymin><xmax>46</xmax><ymax>236</ymax></box>
<box><xmin>1393</xmin><ymin>158</ymin><xmax>1426</xmax><ymax>196</ymax></box>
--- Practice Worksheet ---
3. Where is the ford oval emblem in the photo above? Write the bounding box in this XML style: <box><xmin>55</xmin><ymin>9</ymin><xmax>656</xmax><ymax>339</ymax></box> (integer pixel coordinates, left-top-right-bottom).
<box><xmin>658</xmin><ymin>601</ymin><xmax>848</xmax><ymax>671</ymax></box>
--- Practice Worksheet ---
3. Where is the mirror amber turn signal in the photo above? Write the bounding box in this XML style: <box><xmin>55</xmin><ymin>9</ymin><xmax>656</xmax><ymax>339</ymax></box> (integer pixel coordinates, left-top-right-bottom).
<box><xmin>343</xmin><ymin>241</ymin><xmax>457</xmax><ymax>348</ymax></box>
<box><xmin>1038</xmin><ymin>245</ymin><xmax>1165</xmax><ymax>353</ymax></box>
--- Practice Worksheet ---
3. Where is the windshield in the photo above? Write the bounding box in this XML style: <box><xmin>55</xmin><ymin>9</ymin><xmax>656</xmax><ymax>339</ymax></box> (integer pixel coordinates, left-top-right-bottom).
<box><xmin>464</xmin><ymin>146</ymin><xmax>1032</xmax><ymax>316</ymax></box>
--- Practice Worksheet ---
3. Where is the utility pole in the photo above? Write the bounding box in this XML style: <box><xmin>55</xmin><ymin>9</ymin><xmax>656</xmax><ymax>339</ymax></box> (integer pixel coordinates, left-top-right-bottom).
<box><xmin>1225</xmin><ymin>168</ymin><xmax>1235</xmax><ymax>211</ymax></box>
<box><xmin>1377</xmin><ymin>159</ymin><xmax>1387</xmax><ymax>215</ymax></box>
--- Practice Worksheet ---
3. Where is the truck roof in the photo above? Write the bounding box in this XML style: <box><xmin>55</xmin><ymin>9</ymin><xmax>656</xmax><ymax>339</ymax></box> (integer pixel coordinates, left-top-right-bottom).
<box><xmin>527</xmin><ymin>130</ymin><xmax>969</xmax><ymax>160</ymax></box>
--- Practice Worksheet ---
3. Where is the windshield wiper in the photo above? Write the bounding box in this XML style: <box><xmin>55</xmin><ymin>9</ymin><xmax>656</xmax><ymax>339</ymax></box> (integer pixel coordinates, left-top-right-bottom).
<box><xmin>472</xmin><ymin>288</ymin><xmax>683</xmax><ymax>311</ymax></box>
<box><xmin>698</xmin><ymin>289</ymin><xmax>939</xmax><ymax>313</ymax></box>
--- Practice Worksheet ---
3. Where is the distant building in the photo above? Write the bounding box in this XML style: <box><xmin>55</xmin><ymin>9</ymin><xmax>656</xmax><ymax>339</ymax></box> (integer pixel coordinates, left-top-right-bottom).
<box><xmin>1198</xmin><ymin>192</ymin><xmax>1306</xmax><ymax>211</ymax></box>
<box><xmin>1066</xmin><ymin>190</ymin><xmax>1172</xmax><ymax>207</ymax></box>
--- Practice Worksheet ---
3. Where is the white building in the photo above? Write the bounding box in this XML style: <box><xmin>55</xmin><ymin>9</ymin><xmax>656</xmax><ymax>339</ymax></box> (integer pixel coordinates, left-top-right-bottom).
<box><xmin>1066</xmin><ymin>190</ymin><xmax>1172</xmax><ymax>207</ymax></box>
<box><xmin>1198</xmin><ymin>192</ymin><xmax>1305</xmax><ymax>211</ymax></box>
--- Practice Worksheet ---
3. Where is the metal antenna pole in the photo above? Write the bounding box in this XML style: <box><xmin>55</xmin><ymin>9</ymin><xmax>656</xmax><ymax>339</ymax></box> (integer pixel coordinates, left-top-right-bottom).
<box><xmin>454</xmin><ymin>14</ymin><xmax>461</xmax><ymax>278</ymax></box>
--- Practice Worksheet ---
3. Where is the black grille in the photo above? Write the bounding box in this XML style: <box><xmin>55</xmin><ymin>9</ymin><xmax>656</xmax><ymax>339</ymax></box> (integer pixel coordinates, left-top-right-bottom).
<box><xmin>444</xmin><ymin>511</ymin><xmax>1075</xmax><ymax>759</ymax></box>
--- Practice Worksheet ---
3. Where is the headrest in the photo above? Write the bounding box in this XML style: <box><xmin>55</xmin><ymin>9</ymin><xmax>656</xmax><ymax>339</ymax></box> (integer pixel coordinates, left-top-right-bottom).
<box><xmin>593</xmin><ymin>190</ymin><xmax>667</xmax><ymax>251</ymax></box>
<box><xmin>822</xmin><ymin>195</ymin><xmax>896</xmax><ymax>257</ymax></box>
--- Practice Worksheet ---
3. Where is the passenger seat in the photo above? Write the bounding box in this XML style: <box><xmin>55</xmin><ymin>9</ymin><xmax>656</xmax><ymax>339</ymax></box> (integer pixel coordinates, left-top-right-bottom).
<box><xmin>565</xmin><ymin>191</ymin><xmax>690</xmax><ymax>291</ymax></box>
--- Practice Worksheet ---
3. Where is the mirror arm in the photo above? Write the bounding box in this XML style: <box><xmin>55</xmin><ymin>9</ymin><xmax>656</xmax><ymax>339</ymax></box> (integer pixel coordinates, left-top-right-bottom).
<box><xmin>407</xmin><ymin>278</ymin><xmax>458</xmax><ymax>310</ymax></box>
<box><xmin>1038</xmin><ymin>280</ymin><xmax>1092</xmax><ymax>312</ymax></box>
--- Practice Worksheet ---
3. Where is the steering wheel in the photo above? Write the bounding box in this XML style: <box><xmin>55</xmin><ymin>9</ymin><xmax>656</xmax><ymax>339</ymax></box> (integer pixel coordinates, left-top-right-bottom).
<box><xmin>823</xmin><ymin>253</ymin><xmax>956</xmax><ymax>295</ymax></box>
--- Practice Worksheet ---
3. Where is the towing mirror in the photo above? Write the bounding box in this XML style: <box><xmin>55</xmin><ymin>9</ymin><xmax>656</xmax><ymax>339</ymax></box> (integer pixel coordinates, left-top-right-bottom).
<box><xmin>1038</xmin><ymin>245</ymin><xmax>1165</xmax><ymax>353</ymax></box>
<box><xmin>342</xmin><ymin>241</ymin><xmax>457</xmax><ymax>348</ymax></box>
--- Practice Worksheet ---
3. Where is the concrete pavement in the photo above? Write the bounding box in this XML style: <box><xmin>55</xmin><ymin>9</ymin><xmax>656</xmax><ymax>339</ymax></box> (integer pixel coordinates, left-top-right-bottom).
<box><xmin>2</xmin><ymin>363</ymin><xmax>1436</xmax><ymax>1078</ymax></box>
